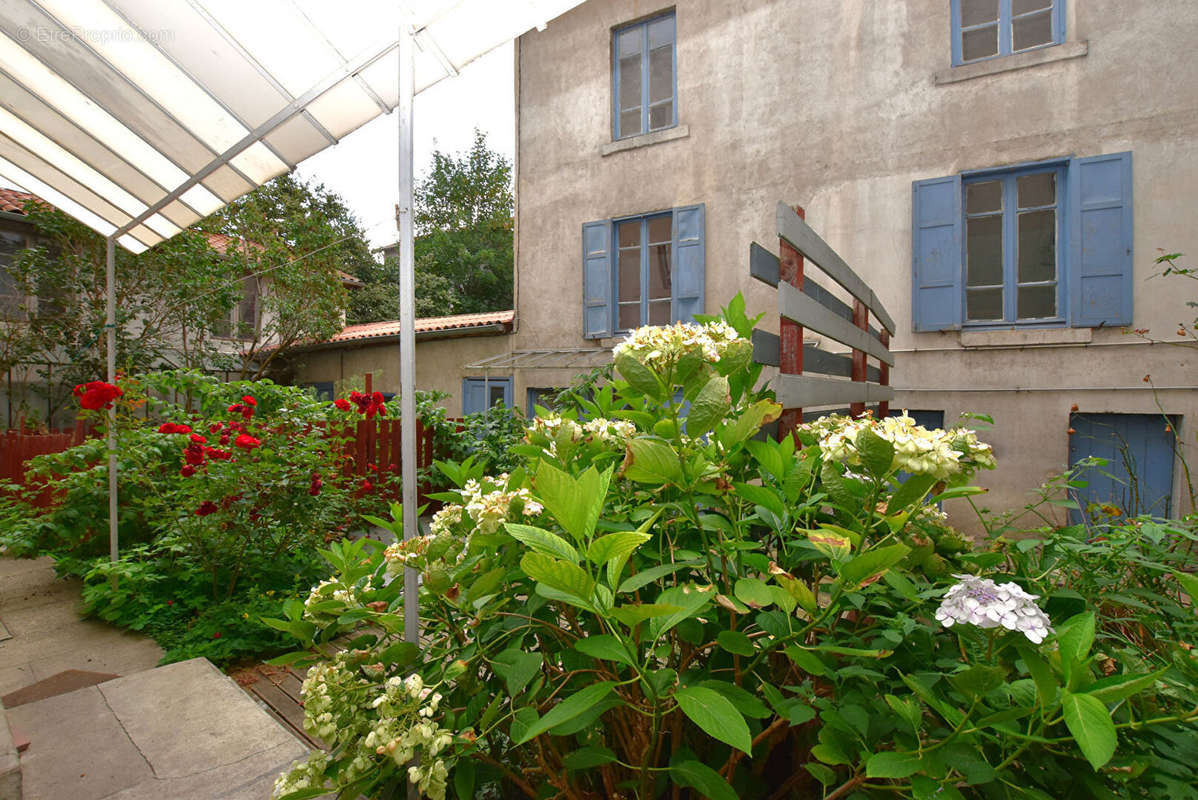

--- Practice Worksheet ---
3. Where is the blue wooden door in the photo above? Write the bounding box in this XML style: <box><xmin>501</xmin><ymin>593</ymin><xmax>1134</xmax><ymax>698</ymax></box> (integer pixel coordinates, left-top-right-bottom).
<box><xmin>462</xmin><ymin>377</ymin><xmax>513</xmax><ymax>416</ymax></box>
<box><xmin>1068</xmin><ymin>413</ymin><xmax>1176</xmax><ymax>522</ymax></box>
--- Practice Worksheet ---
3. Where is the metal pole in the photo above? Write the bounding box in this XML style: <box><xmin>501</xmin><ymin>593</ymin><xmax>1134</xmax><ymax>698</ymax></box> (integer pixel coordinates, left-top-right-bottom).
<box><xmin>397</xmin><ymin>26</ymin><xmax>418</xmax><ymax>648</ymax></box>
<box><xmin>106</xmin><ymin>235</ymin><xmax>118</xmax><ymax>565</ymax></box>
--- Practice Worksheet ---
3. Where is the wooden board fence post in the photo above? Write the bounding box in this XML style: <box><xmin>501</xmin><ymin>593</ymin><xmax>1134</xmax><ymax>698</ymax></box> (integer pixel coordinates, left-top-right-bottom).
<box><xmin>778</xmin><ymin>205</ymin><xmax>805</xmax><ymax>442</ymax></box>
<box><xmin>850</xmin><ymin>299</ymin><xmax>869</xmax><ymax>418</ymax></box>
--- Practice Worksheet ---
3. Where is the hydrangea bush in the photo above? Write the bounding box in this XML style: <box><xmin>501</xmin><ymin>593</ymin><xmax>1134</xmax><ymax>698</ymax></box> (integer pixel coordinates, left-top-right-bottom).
<box><xmin>271</xmin><ymin>296</ymin><xmax>1198</xmax><ymax>799</ymax></box>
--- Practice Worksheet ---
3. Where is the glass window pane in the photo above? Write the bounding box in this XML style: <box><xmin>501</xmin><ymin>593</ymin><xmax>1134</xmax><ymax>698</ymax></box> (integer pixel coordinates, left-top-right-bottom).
<box><xmin>649</xmin><ymin>103</ymin><xmax>673</xmax><ymax>130</ymax></box>
<box><xmin>618</xmin><ymin>220</ymin><xmax>641</xmax><ymax>248</ymax></box>
<box><xmin>966</xmin><ymin>180</ymin><xmax>1002</xmax><ymax>214</ymax></box>
<box><xmin>648</xmin><ymin>216</ymin><xmax>671</xmax><ymax>244</ymax></box>
<box><xmin>618</xmin><ymin>302</ymin><xmax>640</xmax><ymax>330</ymax></box>
<box><xmin>1018</xmin><ymin>209</ymin><xmax>1056</xmax><ymax>283</ymax></box>
<box><xmin>1013</xmin><ymin>0</ymin><xmax>1052</xmax><ymax>15</ymax></box>
<box><xmin>617</xmin><ymin>28</ymin><xmax>641</xmax><ymax>58</ymax></box>
<box><xmin>1017</xmin><ymin>172</ymin><xmax>1055</xmax><ymax>208</ymax></box>
<box><xmin>618</xmin><ymin>249</ymin><xmax>641</xmax><ymax>303</ymax></box>
<box><xmin>1013</xmin><ymin>10</ymin><xmax>1053</xmax><ymax>50</ymax></box>
<box><xmin>961</xmin><ymin>0</ymin><xmax>999</xmax><ymax>26</ymax></box>
<box><xmin>649</xmin><ymin>45</ymin><xmax>672</xmax><ymax>104</ymax></box>
<box><xmin>620</xmin><ymin>109</ymin><xmax>641</xmax><ymax>137</ymax></box>
<box><xmin>966</xmin><ymin>215</ymin><xmax>1003</xmax><ymax>287</ymax></box>
<box><xmin>1018</xmin><ymin>285</ymin><xmax>1056</xmax><ymax>319</ymax></box>
<box><xmin>647</xmin><ymin>16</ymin><xmax>674</xmax><ymax>49</ymax></box>
<box><xmin>649</xmin><ymin>299</ymin><xmax>671</xmax><ymax>325</ymax></box>
<box><xmin>967</xmin><ymin>288</ymin><xmax>1004</xmax><ymax>321</ymax></box>
<box><xmin>648</xmin><ymin>244</ymin><xmax>671</xmax><ymax>299</ymax></box>
<box><xmin>488</xmin><ymin>385</ymin><xmax>506</xmax><ymax>407</ymax></box>
<box><xmin>618</xmin><ymin>55</ymin><xmax>641</xmax><ymax>111</ymax></box>
<box><xmin>962</xmin><ymin>25</ymin><xmax>998</xmax><ymax>61</ymax></box>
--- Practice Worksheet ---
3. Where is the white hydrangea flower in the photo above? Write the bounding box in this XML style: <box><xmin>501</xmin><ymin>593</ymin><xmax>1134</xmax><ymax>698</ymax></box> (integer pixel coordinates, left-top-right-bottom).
<box><xmin>613</xmin><ymin>320</ymin><xmax>743</xmax><ymax>367</ymax></box>
<box><xmin>805</xmin><ymin>411</ymin><xmax>996</xmax><ymax>480</ymax></box>
<box><xmin>429</xmin><ymin>504</ymin><xmax>463</xmax><ymax>536</ymax></box>
<box><xmin>935</xmin><ymin>574</ymin><xmax>1054</xmax><ymax>644</ymax></box>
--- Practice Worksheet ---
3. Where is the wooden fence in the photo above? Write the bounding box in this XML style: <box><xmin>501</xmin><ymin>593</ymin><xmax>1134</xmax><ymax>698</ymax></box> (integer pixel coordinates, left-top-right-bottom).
<box><xmin>751</xmin><ymin>202</ymin><xmax>896</xmax><ymax>440</ymax></box>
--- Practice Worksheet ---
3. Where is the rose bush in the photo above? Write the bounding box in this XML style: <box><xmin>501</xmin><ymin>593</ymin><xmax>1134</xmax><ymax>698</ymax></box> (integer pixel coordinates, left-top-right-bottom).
<box><xmin>269</xmin><ymin>295</ymin><xmax>1198</xmax><ymax>799</ymax></box>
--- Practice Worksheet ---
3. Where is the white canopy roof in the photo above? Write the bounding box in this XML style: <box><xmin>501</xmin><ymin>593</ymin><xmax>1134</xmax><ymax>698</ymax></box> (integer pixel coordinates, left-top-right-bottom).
<box><xmin>0</xmin><ymin>0</ymin><xmax>582</xmax><ymax>252</ymax></box>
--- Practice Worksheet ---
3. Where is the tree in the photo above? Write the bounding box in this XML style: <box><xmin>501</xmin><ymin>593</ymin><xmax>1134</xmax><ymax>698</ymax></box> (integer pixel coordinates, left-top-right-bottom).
<box><xmin>199</xmin><ymin>174</ymin><xmax>374</xmax><ymax>377</ymax></box>
<box><xmin>413</xmin><ymin>129</ymin><xmax>514</xmax><ymax>316</ymax></box>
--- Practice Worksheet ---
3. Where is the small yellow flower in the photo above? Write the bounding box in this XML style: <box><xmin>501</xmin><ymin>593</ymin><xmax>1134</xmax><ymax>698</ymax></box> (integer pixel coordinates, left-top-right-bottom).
<box><xmin>242</xmin><ymin>612</ymin><xmax>250</xmax><ymax>620</ymax></box>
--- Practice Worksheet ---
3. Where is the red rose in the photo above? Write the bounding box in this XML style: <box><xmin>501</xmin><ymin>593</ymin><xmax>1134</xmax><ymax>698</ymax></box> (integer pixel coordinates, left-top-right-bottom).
<box><xmin>219</xmin><ymin>434</ymin><xmax>230</xmax><ymax>445</ymax></box>
<box><xmin>209</xmin><ymin>422</ymin><xmax>223</xmax><ymax>434</ymax></box>
<box><xmin>212</xmin><ymin>632</ymin><xmax>221</xmax><ymax>639</ymax></box>
<box><xmin>308</xmin><ymin>477</ymin><xmax>322</xmax><ymax>496</ymax></box>
<box><xmin>180</xmin><ymin>465</ymin><xmax>196</xmax><ymax>477</ymax></box>
<box><xmin>189</xmin><ymin>433</ymin><xmax>206</xmax><ymax>444</ymax></box>
<box><xmin>361</xmin><ymin>479</ymin><xmax>374</xmax><ymax>492</ymax></box>
<box><xmin>234</xmin><ymin>434</ymin><xmax>261</xmax><ymax>450</ymax></box>
<box><xmin>205</xmin><ymin>447</ymin><xmax>232</xmax><ymax>461</ymax></box>
<box><xmin>334</xmin><ymin>398</ymin><xmax>351</xmax><ymax>411</ymax></box>
<box><xmin>75</xmin><ymin>381</ymin><xmax>123</xmax><ymax>410</ymax></box>
<box><xmin>241</xmin><ymin>395</ymin><xmax>257</xmax><ymax>407</ymax></box>
<box><xmin>185</xmin><ymin>443</ymin><xmax>206</xmax><ymax>466</ymax></box>
<box><xmin>227</xmin><ymin>403</ymin><xmax>241</xmax><ymax>414</ymax></box>
<box><xmin>195</xmin><ymin>501</ymin><xmax>218</xmax><ymax>516</ymax></box>
<box><xmin>157</xmin><ymin>422</ymin><xmax>192</xmax><ymax>434</ymax></box>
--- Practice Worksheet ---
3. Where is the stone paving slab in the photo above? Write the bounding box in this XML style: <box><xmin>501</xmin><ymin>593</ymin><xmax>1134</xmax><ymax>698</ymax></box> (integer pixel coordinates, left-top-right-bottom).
<box><xmin>9</xmin><ymin>658</ymin><xmax>310</xmax><ymax>800</ymax></box>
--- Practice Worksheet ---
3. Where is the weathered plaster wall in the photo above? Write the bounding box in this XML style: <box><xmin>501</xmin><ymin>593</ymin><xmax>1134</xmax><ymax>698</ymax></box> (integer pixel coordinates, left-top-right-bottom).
<box><xmin>513</xmin><ymin>0</ymin><xmax>1198</xmax><ymax>523</ymax></box>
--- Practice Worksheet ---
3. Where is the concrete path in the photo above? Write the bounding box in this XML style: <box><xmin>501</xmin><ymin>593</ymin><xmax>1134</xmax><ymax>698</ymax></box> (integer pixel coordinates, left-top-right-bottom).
<box><xmin>0</xmin><ymin>557</ymin><xmax>163</xmax><ymax>698</ymax></box>
<box><xmin>7</xmin><ymin>658</ymin><xmax>310</xmax><ymax>799</ymax></box>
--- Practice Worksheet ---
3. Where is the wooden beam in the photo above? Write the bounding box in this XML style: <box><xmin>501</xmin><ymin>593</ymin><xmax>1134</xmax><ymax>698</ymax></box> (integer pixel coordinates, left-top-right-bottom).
<box><xmin>776</xmin><ymin>202</ymin><xmax>896</xmax><ymax>334</ymax></box>
<box><xmin>779</xmin><ymin>282</ymin><xmax>895</xmax><ymax>365</ymax></box>
<box><xmin>750</xmin><ymin>242</ymin><xmax>779</xmax><ymax>287</ymax></box>
<box><xmin>776</xmin><ymin>374</ymin><xmax>895</xmax><ymax>409</ymax></box>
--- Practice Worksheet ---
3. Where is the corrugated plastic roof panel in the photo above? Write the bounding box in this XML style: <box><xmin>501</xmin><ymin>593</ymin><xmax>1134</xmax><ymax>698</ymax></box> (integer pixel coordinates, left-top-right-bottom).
<box><xmin>0</xmin><ymin>0</ymin><xmax>584</xmax><ymax>251</ymax></box>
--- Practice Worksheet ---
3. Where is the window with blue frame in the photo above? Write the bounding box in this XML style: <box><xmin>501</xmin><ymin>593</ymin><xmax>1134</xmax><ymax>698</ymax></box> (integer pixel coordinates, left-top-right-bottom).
<box><xmin>582</xmin><ymin>204</ymin><xmax>705</xmax><ymax>338</ymax></box>
<box><xmin>952</xmin><ymin>0</ymin><xmax>1064</xmax><ymax>65</ymax></box>
<box><xmin>526</xmin><ymin>387</ymin><xmax>560</xmax><ymax>416</ymax></box>
<box><xmin>912</xmin><ymin>152</ymin><xmax>1132</xmax><ymax>332</ymax></box>
<box><xmin>1068</xmin><ymin>413</ymin><xmax>1177</xmax><ymax>522</ymax></box>
<box><xmin>462</xmin><ymin>377</ymin><xmax>512</xmax><ymax>416</ymax></box>
<box><xmin>612</xmin><ymin>12</ymin><xmax>676</xmax><ymax>140</ymax></box>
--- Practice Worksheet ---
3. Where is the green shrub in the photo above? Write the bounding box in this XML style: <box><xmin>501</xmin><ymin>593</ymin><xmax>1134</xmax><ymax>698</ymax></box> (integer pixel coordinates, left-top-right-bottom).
<box><xmin>269</xmin><ymin>295</ymin><xmax>1197</xmax><ymax>800</ymax></box>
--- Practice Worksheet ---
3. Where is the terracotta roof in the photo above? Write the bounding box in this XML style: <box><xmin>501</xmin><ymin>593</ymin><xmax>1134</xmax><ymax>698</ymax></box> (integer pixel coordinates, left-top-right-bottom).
<box><xmin>0</xmin><ymin>188</ymin><xmax>47</xmax><ymax>214</ymax></box>
<box><xmin>330</xmin><ymin>310</ymin><xmax>515</xmax><ymax>343</ymax></box>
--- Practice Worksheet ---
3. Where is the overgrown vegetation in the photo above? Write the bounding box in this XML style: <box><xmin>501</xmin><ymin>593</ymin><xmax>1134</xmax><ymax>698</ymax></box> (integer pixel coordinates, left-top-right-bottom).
<box><xmin>268</xmin><ymin>297</ymin><xmax>1198</xmax><ymax>799</ymax></box>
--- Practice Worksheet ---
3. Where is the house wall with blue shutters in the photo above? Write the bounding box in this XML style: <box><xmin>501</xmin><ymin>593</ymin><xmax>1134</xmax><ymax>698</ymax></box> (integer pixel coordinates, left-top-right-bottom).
<box><xmin>510</xmin><ymin>0</ymin><xmax>1198</xmax><ymax>528</ymax></box>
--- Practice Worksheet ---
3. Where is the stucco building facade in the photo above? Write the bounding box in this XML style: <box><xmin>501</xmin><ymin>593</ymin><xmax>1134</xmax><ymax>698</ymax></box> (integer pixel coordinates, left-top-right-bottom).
<box><xmin>468</xmin><ymin>0</ymin><xmax>1198</xmax><ymax>522</ymax></box>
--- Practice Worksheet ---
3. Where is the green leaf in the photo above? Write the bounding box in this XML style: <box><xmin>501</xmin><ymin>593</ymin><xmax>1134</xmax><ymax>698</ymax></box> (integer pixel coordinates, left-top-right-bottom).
<box><xmin>574</xmin><ymin>634</ymin><xmax>635</xmax><ymax>667</ymax></box>
<box><xmin>533</xmin><ymin>460</ymin><xmax>589</xmax><ymax>541</ymax></box>
<box><xmin>563</xmin><ymin>746</ymin><xmax>617</xmax><ymax>771</ymax></box>
<box><xmin>885</xmin><ymin>694</ymin><xmax>923</xmax><ymax>734</ymax></box>
<box><xmin>674</xmin><ymin>686</ymin><xmax>753</xmax><ymax>754</ymax></box>
<box><xmin>1057</xmin><ymin>611</ymin><xmax>1096</xmax><ymax>683</ymax></box>
<box><xmin>716</xmin><ymin>630</ymin><xmax>755</xmax><ymax>656</ymax></box>
<box><xmin>453</xmin><ymin>760</ymin><xmax>475</xmax><ymax>800</ymax></box>
<box><xmin>732</xmin><ymin>482</ymin><xmax>787</xmax><ymax>520</ymax></box>
<box><xmin>610</xmin><ymin>603</ymin><xmax>682</xmax><ymax>628</ymax></box>
<box><xmin>856</xmin><ymin>427</ymin><xmax>895</xmax><ymax>479</ymax></box>
<box><xmin>805</xmin><ymin>528</ymin><xmax>852</xmax><ymax>562</ymax></box>
<box><xmin>745</xmin><ymin>439</ymin><xmax>784</xmax><ymax>480</ymax></box>
<box><xmin>514</xmin><ymin>681</ymin><xmax>616</xmax><ymax>745</ymax></box>
<box><xmin>669</xmin><ymin>760</ymin><xmax>738</xmax><ymax>800</ymax></box>
<box><xmin>696</xmin><ymin>680</ymin><xmax>771</xmax><ymax>719</ymax></box>
<box><xmin>1085</xmin><ymin>668</ymin><xmax>1168</xmax><ymax>705</ymax></box>
<box><xmin>686</xmin><ymin>375</ymin><xmax>731</xmax><ymax>436</ymax></box>
<box><xmin>784</xmin><ymin>646</ymin><xmax>827</xmax><ymax>676</ymax></box>
<box><xmin>805</xmin><ymin>643</ymin><xmax>892</xmax><ymax>659</ymax></box>
<box><xmin>1018</xmin><ymin>646</ymin><xmax>1059</xmax><ymax>708</ymax></box>
<box><xmin>775</xmin><ymin>574</ymin><xmax>818</xmax><ymax>614</ymax></box>
<box><xmin>949</xmin><ymin>664</ymin><xmax>1007</xmax><ymax>698</ymax></box>
<box><xmin>588</xmin><ymin>531</ymin><xmax>651</xmax><ymax>567</ymax></box>
<box><xmin>867</xmin><ymin>750</ymin><xmax>923</xmax><ymax>779</ymax></box>
<box><xmin>837</xmin><ymin>544</ymin><xmax>911</xmax><ymax>589</ymax></box>
<box><xmin>911</xmin><ymin>776</ymin><xmax>966</xmax><ymax>800</ymax></box>
<box><xmin>521</xmin><ymin>552</ymin><xmax>595</xmax><ymax>606</ymax></box>
<box><xmin>928</xmin><ymin>485</ymin><xmax>988</xmax><ymax>503</ymax></box>
<box><xmin>505</xmin><ymin>522</ymin><xmax>580</xmax><ymax>562</ymax></box>
<box><xmin>649</xmin><ymin>585</ymin><xmax>713</xmax><ymax>640</ymax></box>
<box><xmin>1061</xmin><ymin>690</ymin><xmax>1118</xmax><ymax>770</ymax></box>
<box><xmin>733</xmin><ymin>577</ymin><xmax>775</xmax><ymax>608</ymax></box>
<box><xmin>618</xmin><ymin>560</ymin><xmax>702</xmax><ymax>594</ymax></box>
<box><xmin>378</xmin><ymin>641</ymin><xmax>420</xmax><ymax>668</ymax></box>
<box><xmin>888</xmin><ymin>473</ymin><xmax>939</xmax><ymax>513</ymax></box>
<box><xmin>1172</xmin><ymin>570</ymin><xmax>1198</xmax><ymax>607</ymax></box>
<box><xmin>615</xmin><ymin>351</ymin><xmax>665</xmax><ymax>401</ymax></box>
<box><xmin>622</xmin><ymin>438</ymin><xmax>683</xmax><ymax>484</ymax></box>
<box><xmin>717</xmin><ymin>398</ymin><xmax>783</xmax><ymax>449</ymax></box>
<box><xmin>490</xmin><ymin>649</ymin><xmax>543</xmax><ymax>696</ymax></box>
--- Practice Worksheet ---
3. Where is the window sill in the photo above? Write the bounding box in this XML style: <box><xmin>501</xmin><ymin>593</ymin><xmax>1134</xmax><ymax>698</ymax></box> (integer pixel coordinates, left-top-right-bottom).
<box><xmin>600</xmin><ymin>125</ymin><xmax>689</xmax><ymax>157</ymax></box>
<box><xmin>935</xmin><ymin>40</ymin><xmax>1088</xmax><ymax>85</ymax></box>
<box><xmin>959</xmin><ymin>327</ymin><xmax>1091</xmax><ymax>349</ymax></box>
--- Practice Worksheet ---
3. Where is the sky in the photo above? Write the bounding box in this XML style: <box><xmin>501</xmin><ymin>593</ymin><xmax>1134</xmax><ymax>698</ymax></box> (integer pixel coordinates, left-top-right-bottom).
<box><xmin>294</xmin><ymin>41</ymin><xmax>515</xmax><ymax>250</ymax></box>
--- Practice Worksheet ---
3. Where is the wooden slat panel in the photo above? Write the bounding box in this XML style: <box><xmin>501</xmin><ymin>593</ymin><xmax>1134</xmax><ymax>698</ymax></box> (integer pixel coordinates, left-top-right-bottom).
<box><xmin>750</xmin><ymin>241</ymin><xmax>779</xmax><ymax>287</ymax></box>
<box><xmin>776</xmin><ymin>202</ymin><xmax>897</xmax><ymax>334</ymax></box>
<box><xmin>776</xmin><ymin>374</ymin><xmax>895</xmax><ymax>409</ymax></box>
<box><xmin>779</xmin><ymin>283</ymin><xmax>895</xmax><ymax>365</ymax></box>
<box><xmin>802</xmin><ymin>277</ymin><xmax>883</xmax><ymax>340</ymax></box>
<box><xmin>752</xmin><ymin>329</ymin><xmax>780</xmax><ymax>366</ymax></box>
<box><xmin>753</xmin><ymin>331</ymin><xmax>880</xmax><ymax>380</ymax></box>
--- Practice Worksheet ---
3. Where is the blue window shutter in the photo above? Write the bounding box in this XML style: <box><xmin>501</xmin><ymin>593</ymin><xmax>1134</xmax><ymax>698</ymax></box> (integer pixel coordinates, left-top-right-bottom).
<box><xmin>461</xmin><ymin>379</ymin><xmax>485</xmax><ymax>416</ymax></box>
<box><xmin>582</xmin><ymin>220</ymin><xmax>612</xmax><ymax>338</ymax></box>
<box><xmin>911</xmin><ymin>175</ymin><xmax>963</xmax><ymax>331</ymax></box>
<box><xmin>671</xmin><ymin>203</ymin><xmax>705</xmax><ymax>323</ymax></box>
<box><xmin>1069</xmin><ymin>151</ymin><xmax>1133</xmax><ymax>327</ymax></box>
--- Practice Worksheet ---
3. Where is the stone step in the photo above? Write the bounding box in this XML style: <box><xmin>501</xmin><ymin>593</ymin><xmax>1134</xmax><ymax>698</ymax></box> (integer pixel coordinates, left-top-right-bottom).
<box><xmin>7</xmin><ymin>658</ymin><xmax>312</xmax><ymax>800</ymax></box>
